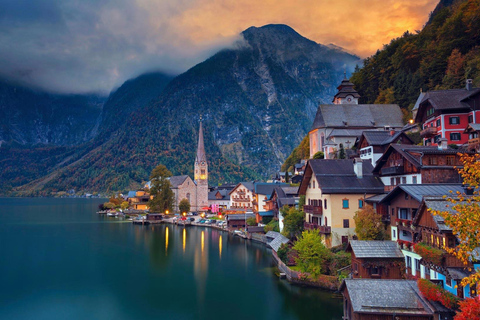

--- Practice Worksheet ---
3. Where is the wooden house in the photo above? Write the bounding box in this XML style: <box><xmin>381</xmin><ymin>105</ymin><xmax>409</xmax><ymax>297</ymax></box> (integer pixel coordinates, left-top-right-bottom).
<box><xmin>346</xmin><ymin>241</ymin><xmax>405</xmax><ymax>280</ymax></box>
<box><xmin>341</xmin><ymin>279</ymin><xmax>434</xmax><ymax>320</ymax></box>
<box><xmin>372</xmin><ymin>144</ymin><xmax>470</xmax><ymax>192</ymax></box>
<box><xmin>357</xmin><ymin>130</ymin><xmax>414</xmax><ymax>166</ymax></box>
<box><xmin>228</xmin><ymin>182</ymin><xmax>255</xmax><ymax>211</ymax></box>
<box><xmin>413</xmin><ymin>196</ymin><xmax>479</xmax><ymax>298</ymax></box>
<box><xmin>264</xmin><ymin>186</ymin><xmax>298</xmax><ymax>230</ymax></box>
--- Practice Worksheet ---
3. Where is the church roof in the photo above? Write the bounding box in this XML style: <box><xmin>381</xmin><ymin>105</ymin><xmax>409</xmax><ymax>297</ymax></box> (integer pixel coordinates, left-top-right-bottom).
<box><xmin>310</xmin><ymin>104</ymin><xmax>404</xmax><ymax>131</ymax></box>
<box><xmin>168</xmin><ymin>175</ymin><xmax>190</xmax><ymax>188</ymax></box>
<box><xmin>195</xmin><ymin>121</ymin><xmax>207</xmax><ymax>163</ymax></box>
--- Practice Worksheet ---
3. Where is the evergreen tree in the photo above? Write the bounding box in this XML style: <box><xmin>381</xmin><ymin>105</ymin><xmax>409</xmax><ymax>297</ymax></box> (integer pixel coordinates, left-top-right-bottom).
<box><xmin>338</xmin><ymin>144</ymin><xmax>346</xmax><ymax>159</ymax></box>
<box><xmin>179</xmin><ymin>198</ymin><xmax>190</xmax><ymax>214</ymax></box>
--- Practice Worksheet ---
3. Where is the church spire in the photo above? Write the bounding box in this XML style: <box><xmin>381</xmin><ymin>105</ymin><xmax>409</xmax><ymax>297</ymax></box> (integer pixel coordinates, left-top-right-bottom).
<box><xmin>195</xmin><ymin>118</ymin><xmax>207</xmax><ymax>164</ymax></box>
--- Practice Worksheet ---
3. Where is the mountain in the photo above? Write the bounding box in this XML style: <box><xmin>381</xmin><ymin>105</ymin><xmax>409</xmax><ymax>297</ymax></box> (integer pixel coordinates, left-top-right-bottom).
<box><xmin>350</xmin><ymin>0</ymin><xmax>480</xmax><ymax>114</ymax></box>
<box><xmin>3</xmin><ymin>24</ymin><xmax>360</xmax><ymax>195</ymax></box>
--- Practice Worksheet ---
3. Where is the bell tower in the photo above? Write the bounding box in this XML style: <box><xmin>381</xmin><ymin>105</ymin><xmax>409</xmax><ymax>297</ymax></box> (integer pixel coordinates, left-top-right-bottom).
<box><xmin>332</xmin><ymin>72</ymin><xmax>361</xmax><ymax>105</ymax></box>
<box><xmin>194</xmin><ymin>118</ymin><xmax>209</xmax><ymax>211</ymax></box>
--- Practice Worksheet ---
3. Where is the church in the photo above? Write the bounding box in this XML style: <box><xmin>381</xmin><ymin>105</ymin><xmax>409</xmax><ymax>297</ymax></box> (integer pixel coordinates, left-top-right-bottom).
<box><xmin>309</xmin><ymin>76</ymin><xmax>404</xmax><ymax>159</ymax></box>
<box><xmin>168</xmin><ymin>121</ymin><xmax>209</xmax><ymax>213</ymax></box>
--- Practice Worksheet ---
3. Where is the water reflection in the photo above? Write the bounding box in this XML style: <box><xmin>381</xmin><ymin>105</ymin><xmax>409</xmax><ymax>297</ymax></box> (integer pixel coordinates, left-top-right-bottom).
<box><xmin>183</xmin><ymin>228</ymin><xmax>186</xmax><ymax>253</ymax></box>
<box><xmin>219</xmin><ymin>235</ymin><xmax>222</xmax><ymax>259</ymax></box>
<box><xmin>165</xmin><ymin>227</ymin><xmax>169</xmax><ymax>254</ymax></box>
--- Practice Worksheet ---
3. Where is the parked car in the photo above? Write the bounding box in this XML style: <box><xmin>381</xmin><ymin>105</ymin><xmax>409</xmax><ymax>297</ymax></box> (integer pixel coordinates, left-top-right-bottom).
<box><xmin>188</xmin><ymin>217</ymin><xmax>195</xmax><ymax>222</ymax></box>
<box><xmin>199</xmin><ymin>219</ymin><xmax>206</xmax><ymax>224</ymax></box>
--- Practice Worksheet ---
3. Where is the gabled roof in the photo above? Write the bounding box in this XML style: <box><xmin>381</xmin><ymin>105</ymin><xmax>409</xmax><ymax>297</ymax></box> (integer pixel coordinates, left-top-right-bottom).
<box><xmin>379</xmin><ymin>184</ymin><xmax>465</xmax><ymax>204</ymax></box>
<box><xmin>255</xmin><ymin>182</ymin><xmax>288</xmax><ymax>196</ymax></box>
<box><xmin>372</xmin><ymin>144</ymin><xmax>470</xmax><ymax>173</ymax></box>
<box><xmin>311</xmin><ymin>104</ymin><xmax>404</xmax><ymax>131</ymax></box>
<box><xmin>208</xmin><ymin>189</ymin><xmax>230</xmax><ymax>201</ymax></box>
<box><xmin>359</xmin><ymin>130</ymin><xmax>414</xmax><ymax>147</ymax></box>
<box><xmin>414</xmin><ymin>87</ymin><xmax>480</xmax><ymax>122</ymax></box>
<box><xmin>229</xmin><ymin>182</ymin><xmax>255</xmax><ymax>195</ymax></box>
<box><xmin>464</xmin><ymin>123</ymin><xmax>480</xmax><ymax>133</ymax></box>
<box><xmin>168</xmin><ymin>175</ymin><xmax>191</xmax><ymax>188</ymax></box>
<box><xmin>347</xmin><ymin>240</ymin><xmax>404</xmax><ymax>259</ymax></box>
<box><xmin>299</xmin><ymin>159</ymin><xmax>384</xmax><ymax>195</ymax></box>
<box><xmin>277</xmin><ymin>197</ymin><xmax>297</xmax><ymax>207</ymax></box>
<box><xmin>341</xmin><ymin>279</ymin><xmax>433</xmax><ymax>316</ymax></box>
<box><xmin>414</xmin><ymin>196</ymin><xmax>470</xmax><ymax>232</ymax></box>
<box><xmin>266</xmin><ymin>231</ymin><xmax>290</xmax><ymax>252</ymax></box>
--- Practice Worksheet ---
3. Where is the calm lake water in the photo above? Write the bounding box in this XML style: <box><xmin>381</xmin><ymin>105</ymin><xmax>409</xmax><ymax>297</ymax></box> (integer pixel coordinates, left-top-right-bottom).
<box><xmin>0</xmin><ymin>198</ymin><xmax>342</xmax><ymax>320</ymax></box>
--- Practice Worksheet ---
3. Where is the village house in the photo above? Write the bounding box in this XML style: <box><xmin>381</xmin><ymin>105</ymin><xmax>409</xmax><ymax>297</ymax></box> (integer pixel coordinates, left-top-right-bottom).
<box><xmin>341</xmin><ymin>279</ymin><xmax>440</xmax><ymax>320</ymax></box>
<box><xmin>346</xmin><ymin>240</ymin><xmax>405</xmax><ymax>280</ymax></box>
<box><xmin>356</xmin><ymin>130</ymin><xmax>414</xmax><ymax>165</ymax></box>
<box><xmin>225</xmin><ymin>212</ymin><xmax>255</xmax><ymax>230</ymax></box>
<box><xmin>414</xmin><ymin>79</ymin><xmax>480</xmax><ymax>147</ymax></box>
<box><xmin>264</xmin><ymin>185</ymin><xmax>298</xmax><ymax>231</ymax></box>
<box><xmin>413</xmin><ymin>196</ymin><xmax>479</xmax><ymax>298</ymax></box>
<box><xmin>378</xmin><ymin>184</ymin><xmax>465</xmax><ymax>280</ymax></box>
<box><xmin>208</xmin><ymin>189</ymin><xmax>231</xmax><ymax>210</ymax></box>
<box><xmin>298</xmin><ymin>158</ymin><xmax>384</xmax><ymax>247</ymax></box>
<box><xmin>127</xmin><ymin>190</ymin><xmax>151</xmax><ymax>211</ymax></box>
<box><xmin>229</xmin><ymin>182</ymin><xmax>255</xmax><ymax>211</ymax></box>
<box><xmin>309</xmin><ymin>77</ymin><xmax>404</xmax><ymax>159</ymax></box>
<box><xmin>253</xmin><ymin>182</ymin><xmax>288</xmax><ymax>223</ymax></box>
<box><xmin>372</xmin><ymin>143</ymin><xmax>468</xmax><ymax>192</ymax></box>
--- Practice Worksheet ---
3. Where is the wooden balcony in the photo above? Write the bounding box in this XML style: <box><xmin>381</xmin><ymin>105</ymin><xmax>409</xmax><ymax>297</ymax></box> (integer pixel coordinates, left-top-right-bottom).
<box><xmin>420</xmin><ymin>126</ymin><xmax>437</xmax><ymax>138</ymax></box>
<box><xmin>304</xmin><ymin>222</ymin><xmax>331</xmax><ymax>234</ymax></box>
<box><xmin>381</xmin><ymin>166</ymin><xmax>404</xmax><ymax>175</ymax></box>
<box><xmin>468</xmin><ymin>137</ymin><xmax>480</xmax><ymax>150</ymax></box>
<box><xmin>303</xmin><ymin>205</ymin><xmax>323</xmax><ymax>215</ymax></box>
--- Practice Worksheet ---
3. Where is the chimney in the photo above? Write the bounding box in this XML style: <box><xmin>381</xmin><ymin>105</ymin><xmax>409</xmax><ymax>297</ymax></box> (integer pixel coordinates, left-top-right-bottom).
<box><xmin>467</xmin><ymin>79</ymin><xmax>473</xmax><ymax>91</ymax></box>
<box><xmin>390</xmin><ymin>129</ymin><xmax>395</xmax><ymax>136</ymax></box>
<box><xmin>354</xmin><ymin>158</ymin><xmax>363</xmax><ymax>179</ymax></box>
<box><xmin>438</xmin><ymin>138</ymin><xmax>448</xmax><ymax>150</ymax></box>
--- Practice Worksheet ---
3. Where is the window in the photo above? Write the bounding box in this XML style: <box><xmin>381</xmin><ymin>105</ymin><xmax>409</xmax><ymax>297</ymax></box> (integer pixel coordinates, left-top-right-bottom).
<box><xmin>406</xmin><ymin>256</ymin><xmax>412</xmax><ymax>268</ymax></box>
<box><xmin>446</xmin><ymin>156</ymin><xmax>455</xmax><ymax>165</ymax></box>
<box><xmin>436</xmin><ymin>119</ymin><xmax>441</xmax><ymax>127</ymax></box>
<box><xmin>396</xmin><ymin>177</ymin><xmax>400</xmax><ymax>185</ymax></box>
<box><xmin>343</xmin><ymin>219</ymin><xmax>350</xmax><ymax>228</ymax></box>
<box><xmin>449</xmin><ymin>116</ymin><xmax>460</xmax><ymax>125</ymax></box>
<box><xmin>370</xmin><ymin>266</ymin><xmax>380</xmax><ymax>276</ymax></box>
<box><xmin>399</xmin><ymin>208</ymin><xmax>409</xmax><ymax>220</ymax></box>
<box><xmin>390</xmin><ymin>177</ymin><xmax>395</xmax><ymax>186</ymax></box>
<box><xmin>313</xmin><ymin>181</ymin><xmax>315</xmax><ymax>188</ymax></box>
<box><xmin>402</xmin><ymin>177</ymin><xmax>406</xmax><ymax>184</ymax></box>
<box><xmin>427</xmin><ymin>107</ymin><xmax>435</xmax><ymax>117</ymax></box>
<box><xmin>434</xmin><ymin>135</ymin><xmax>441</xmax><ymax>144</ymax></box>
<box><xmin>450</xmin><ymin>132</ymin><xmax>461</xmax><ymax>141</ymax></box>
<box><xmin>412</xmin><ymin>176</ymin><xmax>418</xmax><ymax>184</ymax></box>
<box><xmin>428</xmin><ymin>157</ymin><xmax>437</xmax><ymax>165</ymax></box>
<box><xmin>358</xmin><ymin>199</ymin><xmax>363</xmax><ymax>209</ymax></box>
<box><xmin>469</xmin><ymin>115</ymin><xmax>473</xmax><ymax>123</ymax></box>
<box><xmin>446</xmin><ymin>277</ymin><xmax>452</xmax><ymax>287</ymax></box>
<box><xmin>324</xmin><ymin>199</ymin><xmax>327</xmax><ymax>209</ymax></box>
<box><xmin>415</xmin><ymin>259</ymin><xmax>421</xmax><ymax>271</ymax></box>
<box><xmin>342</xmin><ymin>199</ymin><xmax>349</xmax><ymax>209</ymax></box>
<box><xmin>393</xmin><ymin>229</ymin><xmax>396</xmax><ymax>238</ymax></box>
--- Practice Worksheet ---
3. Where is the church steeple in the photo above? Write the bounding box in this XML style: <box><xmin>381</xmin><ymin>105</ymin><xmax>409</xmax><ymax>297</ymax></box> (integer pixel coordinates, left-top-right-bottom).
<box><xmin>194</xmin><ymin>118</ymin><xmax>209</xmax><ymax>210</ymax></box>
<box><xmin>332</xmin><ymin>76</ymin><xmax>361</xmax><ymax>105</ymax></box>
<box><xmin>195</xmin><ymin>119</ymin><xmax>207</xmax><ymax>164</ymax></box>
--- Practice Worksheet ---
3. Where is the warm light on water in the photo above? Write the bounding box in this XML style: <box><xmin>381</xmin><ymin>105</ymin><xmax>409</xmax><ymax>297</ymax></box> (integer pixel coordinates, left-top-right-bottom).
<box><xmin>0</xmin><ymin>198</ymin><xmax>342</xmax><ymax>320</ymax></box>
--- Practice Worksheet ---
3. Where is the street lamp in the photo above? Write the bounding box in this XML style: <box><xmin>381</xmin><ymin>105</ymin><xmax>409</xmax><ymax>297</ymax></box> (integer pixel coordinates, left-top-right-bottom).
<box><xmin>165</xmin><ymin>210</ymin><xmax>169</xmax><ymax>215</ymax></box>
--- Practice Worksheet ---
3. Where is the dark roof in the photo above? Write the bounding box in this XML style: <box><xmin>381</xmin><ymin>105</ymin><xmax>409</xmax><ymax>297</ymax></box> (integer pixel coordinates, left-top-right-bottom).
<box><xmin>255</xmin><ymin>182</ymin><xmax>288</xmax><ymax>195</ymax></box>
<box><xmin>168</xmin><ymin>175</ymin><xmax>190</xmax><ymax>188</ymax></box>
<box><xmin>380</xmin><ymin>184</ymin><xmax>465</xmax><ymax>204</ymax></box>
<box><xmin>266</xmin><ymin>231</ymin><xmax>290</xmax><ymax>252</ymax></box>
<box><xmin>333</xmin><ymin>78</ymin><xmax>361</xmax><ymax>101</ymax></box>
<box><xmin>464</xmin><ymin>123</ymin><xmax>480</xmax><ymax>133</ymax></box>
<box><xmin>347</xmin><ymin>241</ymin><xmax>404</xmax><ymax>259</ymax></box>
<box><xmin>364</xmin><ymin>193</ymin><xmax>387</xmax><ymax>203</ymax></box>
<box><xmin>360</xmin><ymin>130</ymin><xmax>413</xmax><ymax>146</ymax></box>
<box><xmin>300</xmin><ymin>159</ymin><xmax>384</xmax><ymax>194</ymax></box>
<box><xmin>342</xmin><ymin>279</ymin><xmax>433</xmax><ymax>315</ymax></box>
<box><xmin>229</xmin><ymin>182</ymin><xmax>255</xmax><ymax>195</ymax></box>
<box><xmin>226</xmin><ymin>213</ymin><xmax>255</xmax><ymax>220</ymax></box>
<box><xmin>208</xmin><ymin>190</ymin><xmax>230</xmax><ymax>201</ymax></box>
<box><xmin>311</xmin><ymin>104</ymin><xmax>404</xmax><ymax>131</ymax></box>
<box><xmin>277</xmin><ymin>197</ymin><xmax>297</xmax><ymax>207</ymax></box>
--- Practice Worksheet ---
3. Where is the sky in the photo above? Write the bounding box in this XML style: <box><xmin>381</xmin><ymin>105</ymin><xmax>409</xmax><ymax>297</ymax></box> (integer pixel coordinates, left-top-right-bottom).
<box><xmin>0</xmin><ymin>0</ymin><xmax>438</xmax><ymax>95</ymax></box>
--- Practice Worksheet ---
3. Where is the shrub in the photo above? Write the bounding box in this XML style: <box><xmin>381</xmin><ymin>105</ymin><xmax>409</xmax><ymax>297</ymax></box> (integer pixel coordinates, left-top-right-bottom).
<box><xmin>414</xmin><ymin>242</ymin><xmax>444</xmax><ymax>265</ymax></box>
<box><xmin>277</xmin><ymin>243</ymin><xmax>289</xmax><ymax>264</ymax></box>
<box><xmin>417</xmin><ymin>279</ymin><xmax>459</xmax><ymax>309</ymax></box>
<box><xmin>455</xmin><ymin>296</ymin><xmax>480</xmax><ymax>320</ymax></box>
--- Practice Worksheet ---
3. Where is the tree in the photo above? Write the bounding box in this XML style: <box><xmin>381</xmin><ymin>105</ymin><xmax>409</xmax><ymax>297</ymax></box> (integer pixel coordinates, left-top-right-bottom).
<box><xmin>293</xmin><ymin>230</ymin><xmax>332</xmax><ymax>277</ymax></box>
<box><xmin>148</xmin><ymin>164</ymin><xmax>174</xmax><ymax>213</ymax></box>
<box><xmin>455</xmin><ymin>296</ymin><xmax>480</xmax><ymax>320</ymax></box>
<box><xmin>103</xmin><ymin>202</ymin><xmax>115</xmax><ymax>209</ymax></box>
<box><xmin>121</xmin><ymin>201</ymin><xmax>129</xmax><ymax>210</ymax></box>
<box><xmin>338</xmin><ymin>143</ymin><xmax>346</xmax><ymax>159</ymax></box>
<box><xmin>431</xmin><ymin>153</ymin><xmax>480</xmax><ymax>288</ymax></box>
<box><xmin>312</xmin><ymin>151</ymin><xmax>324</xmax><ymax>159</ymax></box>
<box><xmin>285</xmin><ymin>170</ymin><xmax>290</xmax><ymax>183</ymax></box>
<box><xmin>178</xmin><ymin>198</ymin><xmax>190</xmax><ymax>214</ymax></box>
<box><xmin>281</xmin><ymin>206</ymin><xmax>305</xmax><ymax>239</ymax></box>
<box><xmin>353</xmin><ymin>205</ymin><xmax>388</xmax><ymax>240</ymax></box>
<box><xmin>246</xmin><ymin>217</ymin><xmax>257</xmax><ymax>226</ymax></box>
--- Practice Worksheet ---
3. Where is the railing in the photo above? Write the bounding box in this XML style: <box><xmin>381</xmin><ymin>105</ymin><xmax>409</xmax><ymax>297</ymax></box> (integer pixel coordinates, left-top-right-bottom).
<box><xmin>233</xmin><ymin>197</ymin><xmax>251</xmax><ymax>202</ymax></box>
<box><xmin>420</xmin><ymin>126</ymin><xmax>437</xmax><ymax>137</ymax></box>
<box><xmin>381</xmin><ymin>166</ymin><xmax>404</xmax><ymax>175</ymax></box>
<box><xmin>303</xmin><ymin>205</ymin><xmax>323</xmax><ymax>215</ymax></box>
<box><xmin>304</xmin><ymin>222</ymin><xmax>331</xmax><ymax>234</ymax></box>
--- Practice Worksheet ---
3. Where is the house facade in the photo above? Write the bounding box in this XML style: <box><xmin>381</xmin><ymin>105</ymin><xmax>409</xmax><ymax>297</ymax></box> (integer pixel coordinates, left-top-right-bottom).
<box><xmin>414</xmin><ymin>79</ymin><xmax>480</xmax><ymax>147</ymax></box>
<box><xmin>357</xmin><ymin>130</ymin><xmax>414</xmax><ymax>165</ymax></box>
<box><xmin>229</xmin><ymin>182</ymin><xmax>255</xmax><ymax>211</ymax></box>
<box><xmin>299</xmin><ymin>158</ymin><xmax>384</xmax><ymax>247</ymax></box>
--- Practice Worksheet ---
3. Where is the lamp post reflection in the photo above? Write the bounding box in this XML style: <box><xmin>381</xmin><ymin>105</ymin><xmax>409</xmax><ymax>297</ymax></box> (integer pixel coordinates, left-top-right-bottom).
<box><xmin>183</xmin><ymin>228</ymin><xmax>186</xmax><ymax>253</ymax></box>
<box><xmin>219</xmin><ymin>234</ymin><xmax>222</xmax><ymax>259</ymax></box>
<box><xmin>165</xmin><ymin>226</ymin><xmax>169</xmax><ymax>255</ymax></box>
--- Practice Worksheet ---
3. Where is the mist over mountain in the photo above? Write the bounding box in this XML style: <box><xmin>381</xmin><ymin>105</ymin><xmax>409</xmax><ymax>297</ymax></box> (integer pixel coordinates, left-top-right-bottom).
<box><xmin>1</xmin><ymin>24</ymin><xmax>360</xmax><ymax>195</ymax></box>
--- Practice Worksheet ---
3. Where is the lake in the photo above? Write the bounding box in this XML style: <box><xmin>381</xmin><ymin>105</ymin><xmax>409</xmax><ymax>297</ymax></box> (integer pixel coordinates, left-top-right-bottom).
<box><xmin>0</xmin><ymin>198</ymin><xmax>342</xmax><ymax>320</ymax></box>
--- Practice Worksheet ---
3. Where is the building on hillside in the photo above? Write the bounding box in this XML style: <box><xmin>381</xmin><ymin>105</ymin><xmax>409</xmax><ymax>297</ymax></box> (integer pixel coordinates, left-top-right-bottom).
<box><xmin>413</xmin><ymin>196</ymin><xmax>479</xmax><ymax>298</ymax></box>
<box><xmin>414</xmin><ymin>79</ymin><xmax>480</xmax><ymax>147</ymax></box>
<box><xmin>341</xmin><ymin>279</ymin><xmax>436</xmax><ymax>320</ymax></box>
<box><xmin>127</xmin><ymin>190</ymin><xmax>151</xmax><ymax>210</ymax></box>
<box><xmin>464</xmin><ymin>123</ymin><xmax>480</xmax><ymax>151</ymax></box>
<box><xmin>298</xmin><ymin>158</ymin><xmax>385</xmax><ymax>247</ymax></box>
<box><xmin>372</xmin><ymin>143</ymin><xmax>469</xmax><ymax>192</ymax></box>
<box><xmin>356</xmin><ymin>130</ymin><xmax>414</xmax><ymax>165</ymax></box>
<box><xmin>309</xmin><ymin>77</ymin><xmax>404</xmax><ymax>159</ymax></box>
<box><xmin>346</xmin><ymin>241</ymin><xmax>405</xmax><ymax>280</ymax></box>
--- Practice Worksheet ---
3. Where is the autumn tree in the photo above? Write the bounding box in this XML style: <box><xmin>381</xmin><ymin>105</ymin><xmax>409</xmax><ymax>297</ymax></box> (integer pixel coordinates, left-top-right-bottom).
<box><xmin>178</xmin><ymin>198</ymin><xmax>190</xmax><ymax>214</ymax></box>
<box><xmin>353</xmin><ymin>205</ymin><xmax>388</xmax><ymax>240</ymax></box>
<box><xmin>148</xmin><ymin>164</ymin><xmax>174</xmax><ymax>213</ymax></box>
<box><xmin>431</xmin><ymin>153</ymin><xmax>480</xmax><ymax>288</ymax></box>
<box><xmin>293</xmin><ymin>230</ymin><xmax>331</xmax><ymax>277</ymax></box>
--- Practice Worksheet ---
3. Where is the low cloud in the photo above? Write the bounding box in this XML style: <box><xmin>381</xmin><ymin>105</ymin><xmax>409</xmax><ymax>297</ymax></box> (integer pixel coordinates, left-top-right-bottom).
<box><xmin>0</xmin><ymin>0</ymin><xmax>437</xmax><ymax>94</ymax></box>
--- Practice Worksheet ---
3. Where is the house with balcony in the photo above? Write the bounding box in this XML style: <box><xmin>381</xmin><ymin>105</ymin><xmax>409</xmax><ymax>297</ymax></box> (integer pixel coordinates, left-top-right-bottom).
<box><xmin>346</xmin><ymin>240</ymin><xmax>405</xmax><ymax>280</ymax></box>
<box><xmin>264</xmin><ymin>186</ymin><xmax>298</xmax><ymax>231</ymax></box>
<box><xmin>413</xmin><ymin>79</ymin><xmax>480</xmax><ymax>147</ymax></box>
<box><xmin>228</xmin><ymin>182</ymin><xmax>255</xmax><ymax>211</ymax></box>
<box><xmin>298</xmin><ymin>158</ymin><xmax>384</xmax><ymax>247</ymax></box>
<box><xmin>378</xmin><ymin>184</ymin><xmax>466</xmax><ymax>280</ymax></box>
<box><xmin>356</xmin><ymin>130</ymin><xmax>414</xmax><ymax>166</ymax></box>
<box><xmin>464</xmin><ymin>123</ymin><xmax>480</xmax><ymax>152</ymax></box>
<box><xmin>413</xmin><ymin>196</ymin><xmax>479</xmax><ymax>299</ymax></box>
<box><xmin>253</xmin><ymin>182</ymin><xmax>288</xmax><ymax>223</ymax></box>
<box><xmin>127</xmin><ymin>190</ymin><xmax>151</xmax><ymax>211</ymax></box>
<box><xmin>372</xmin><ymin>143</ymin><xmax>468</xmax><ymax>192</ymax></box>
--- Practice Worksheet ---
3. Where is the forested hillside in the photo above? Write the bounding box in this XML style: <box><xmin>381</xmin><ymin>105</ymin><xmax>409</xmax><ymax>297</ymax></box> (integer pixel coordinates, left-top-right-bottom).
<box><xmin>351</xmin><ymin>0</ymin><xmax>480</xmax><ymax>117</ymax></box>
